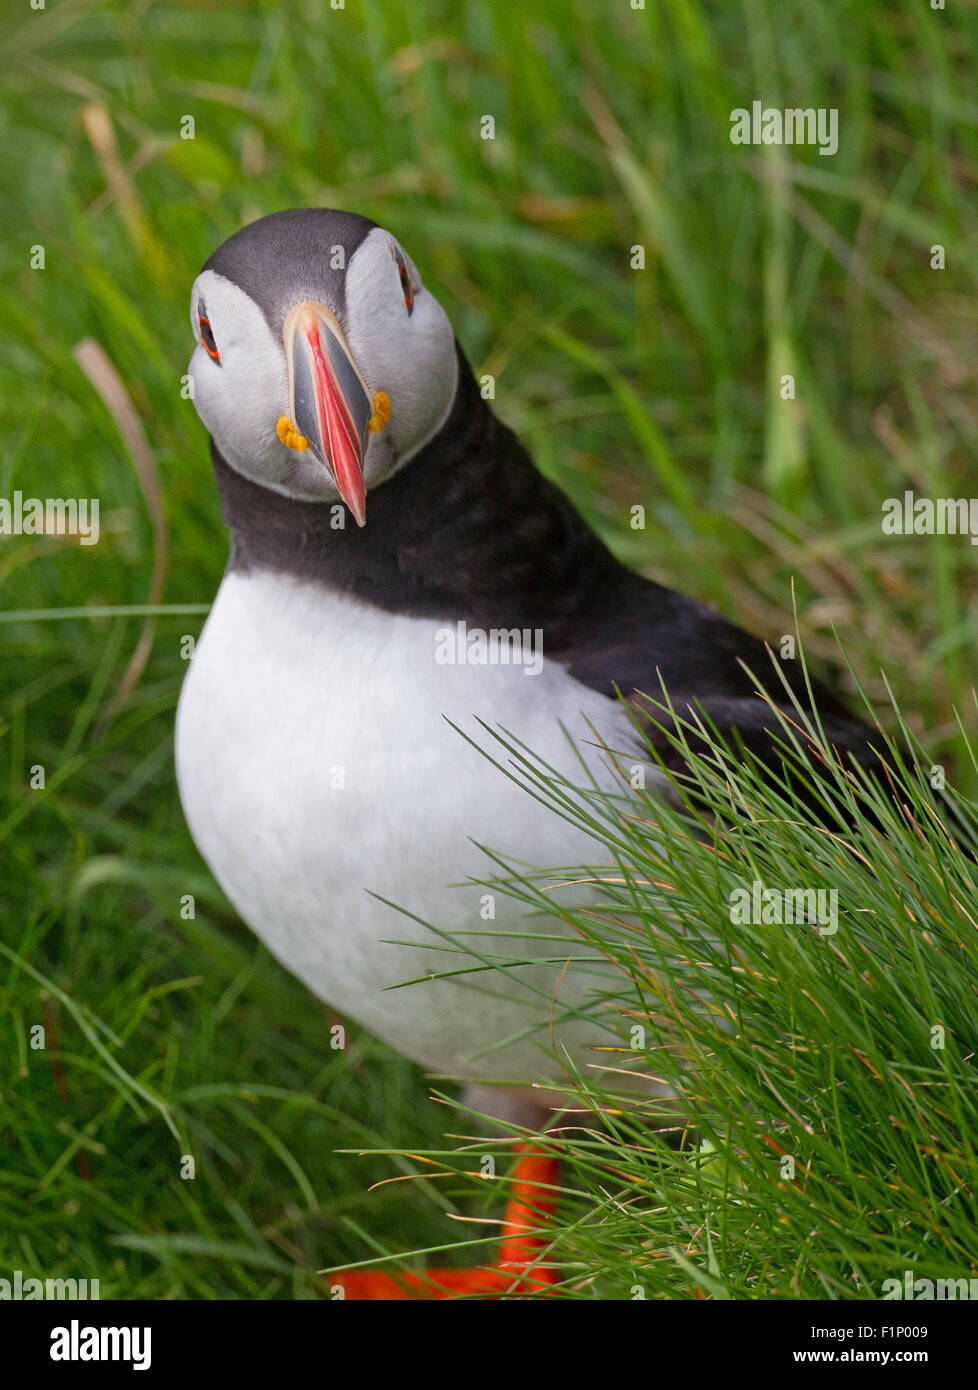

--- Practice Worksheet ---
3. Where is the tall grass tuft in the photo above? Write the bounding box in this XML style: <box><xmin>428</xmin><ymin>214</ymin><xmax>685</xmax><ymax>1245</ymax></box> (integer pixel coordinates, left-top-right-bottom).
<box><xmin>363</xmin><ymin>655</ymin><xmax>978</xmax><ymax>1298</ymax></box>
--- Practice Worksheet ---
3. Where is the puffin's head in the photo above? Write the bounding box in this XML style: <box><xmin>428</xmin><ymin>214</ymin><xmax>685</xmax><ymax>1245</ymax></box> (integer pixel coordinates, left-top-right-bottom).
<box><xmin>188</xmin><ymin>209</ymin><xmax>458</xmax><ymax>525</ymax></box>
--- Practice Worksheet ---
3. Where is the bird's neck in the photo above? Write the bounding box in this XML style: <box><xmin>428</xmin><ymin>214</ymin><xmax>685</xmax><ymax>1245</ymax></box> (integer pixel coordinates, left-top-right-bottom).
<box><xmin>210</xmin><ymin>345</ymin><xmax>628</xmax><ymax>641</ymax></box>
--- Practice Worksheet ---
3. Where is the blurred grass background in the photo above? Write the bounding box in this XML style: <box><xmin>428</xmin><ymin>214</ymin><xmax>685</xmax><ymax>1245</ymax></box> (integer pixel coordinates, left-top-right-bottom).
<box><xmin>0</xmin><ymin>0</ymin><xmax>975</xmax><ymax>1297</ymax></box>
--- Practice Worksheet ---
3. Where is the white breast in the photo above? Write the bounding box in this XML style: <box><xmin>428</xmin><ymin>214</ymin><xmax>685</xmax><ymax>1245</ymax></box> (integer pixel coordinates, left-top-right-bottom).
<box><xmin>175</xmin><ymin>569</ymin><xmax>647</xmax><ymax>1089</ymax></box>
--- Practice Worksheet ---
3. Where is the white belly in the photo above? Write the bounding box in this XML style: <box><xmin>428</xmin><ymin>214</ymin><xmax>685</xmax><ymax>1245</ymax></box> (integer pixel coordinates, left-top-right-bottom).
<box><xmin>175</xmin><ymin>570</ymin><xmax>643</xmax><ymax>1086</ymax></box>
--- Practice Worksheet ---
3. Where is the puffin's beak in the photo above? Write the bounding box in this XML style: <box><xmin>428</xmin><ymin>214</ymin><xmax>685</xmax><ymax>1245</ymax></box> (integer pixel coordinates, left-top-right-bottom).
<box><xmin>282</xmin><ymin>302</ymin><xmax>372</xmax><ymax>527</ymax></box>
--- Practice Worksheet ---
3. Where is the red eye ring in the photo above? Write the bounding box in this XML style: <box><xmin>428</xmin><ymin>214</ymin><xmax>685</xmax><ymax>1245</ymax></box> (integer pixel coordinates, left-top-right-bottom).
<box><xmin>397</xmin><ymin>259</ymin><xmax>414</xmax><ymax>314</ymax></box>
<box><xmin>198</xmin><ymin>311</ymin><xmax>220</xmax><ymax>362</ymax></box>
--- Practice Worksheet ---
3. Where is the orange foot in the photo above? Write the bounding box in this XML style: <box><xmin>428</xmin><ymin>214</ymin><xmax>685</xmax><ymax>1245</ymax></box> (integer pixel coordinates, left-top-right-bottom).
<box><xmin>333</xmin><ymin>1143</ymin><xmax>559</xmax><ymax>1300</ymax></box>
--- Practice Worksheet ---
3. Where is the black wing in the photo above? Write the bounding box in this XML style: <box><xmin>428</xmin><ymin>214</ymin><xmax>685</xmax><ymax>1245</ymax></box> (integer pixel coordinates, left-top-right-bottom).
<box><xmin>555</xmin><ymin>572</ymin><xmax>883</xmax><ymax>810</ymax></box>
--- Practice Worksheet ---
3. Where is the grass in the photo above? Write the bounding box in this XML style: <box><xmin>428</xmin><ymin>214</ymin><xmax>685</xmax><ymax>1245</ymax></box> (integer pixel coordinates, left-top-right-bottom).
<box><xmin>0</xmin><ymin>0</ymin><xmax>976</xmax><ymax>1298</ymax></box>
<box><xmin>378</xmin><ymin>670</ymin><xmax>978</xmax><ymax>1298</ymax></box>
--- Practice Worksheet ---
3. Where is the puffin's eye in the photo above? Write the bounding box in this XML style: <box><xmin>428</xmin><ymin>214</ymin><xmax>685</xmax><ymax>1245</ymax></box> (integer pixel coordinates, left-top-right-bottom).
<box><xmin>396</xmin><ymin>256</ymin><xmax>414</xmax><ymax>315</ymax></box>
<box><xmin>197</xmin><ymin>304</ymin><xmax>220</xmax><ymax>363</ymax></box>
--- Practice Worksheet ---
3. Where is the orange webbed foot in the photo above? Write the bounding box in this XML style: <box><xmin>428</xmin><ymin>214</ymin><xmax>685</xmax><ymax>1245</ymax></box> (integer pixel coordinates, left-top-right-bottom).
<box><xmin>332</xmin><ymin>1142</ymin><xmax>560</xmax><ymax>1300</ymax></box>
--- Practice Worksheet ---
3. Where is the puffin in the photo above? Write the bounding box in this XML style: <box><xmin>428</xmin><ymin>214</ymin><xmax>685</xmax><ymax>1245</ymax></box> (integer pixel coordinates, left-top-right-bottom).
<box><xmin>175</xmin><ymin>208</ymin><xmax>876</xmax><ymax>1297</ymax></box>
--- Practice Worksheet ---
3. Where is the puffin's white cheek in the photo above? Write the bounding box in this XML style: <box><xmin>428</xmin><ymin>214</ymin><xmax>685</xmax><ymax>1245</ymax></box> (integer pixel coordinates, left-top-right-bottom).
<box><xmin>362</xmin><ymin>429</ymin><xmax>395</xmax><ymax>489</ymax></box>
<box><xmin>188</xmin><ymin>346</ymin><xmax>221</xmax><ymax>435</ymax></box>
<box><xmin>348</xmin><ymin>300</ymin><xmax>456</xmax><ymax>461</ymax></box>
<box><xmin>188</xmin><ymin>338</ymin><xmax>292</xmax><ymax>481</ymax></box>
